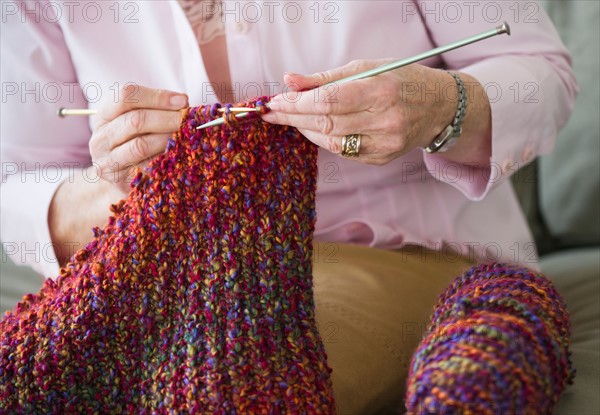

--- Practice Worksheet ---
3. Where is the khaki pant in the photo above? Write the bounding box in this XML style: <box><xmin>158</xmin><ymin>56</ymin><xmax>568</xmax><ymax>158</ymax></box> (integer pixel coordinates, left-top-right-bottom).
<box><xmin>313</xmin><ymin>242</ymin><xmax>475</xmax><ymax>415</ymax></box>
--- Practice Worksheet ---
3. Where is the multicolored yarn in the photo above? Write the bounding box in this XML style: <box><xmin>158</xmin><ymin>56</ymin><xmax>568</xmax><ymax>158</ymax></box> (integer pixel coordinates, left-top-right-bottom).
<box><xmin>405</xmin><ymin>263</ymin><xmax>575</xmax><ymax>415</ymax></box>
<box><xmin>0</xmin><ymin>98</ymin><xmax>335</xmax><ymax>414</ymax></box>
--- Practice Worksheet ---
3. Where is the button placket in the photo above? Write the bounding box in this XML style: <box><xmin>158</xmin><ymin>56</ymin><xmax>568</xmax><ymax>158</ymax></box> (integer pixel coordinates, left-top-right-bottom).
<box><xmin>225</xmin><ymin>13</ymin><xmax>266</xmax><ymax>101</ymax></box>
<box><xmin>233</xmin><ymin>21</ymin><xmax>249</xmax><ymax>34</ymax></box>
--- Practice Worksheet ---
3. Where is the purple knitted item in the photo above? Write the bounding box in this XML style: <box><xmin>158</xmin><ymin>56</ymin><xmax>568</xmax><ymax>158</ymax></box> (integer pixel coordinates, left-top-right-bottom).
<box><xmin>0</xmin><ymin>99</ymin><xmax>335</xmax><ymax>414</ymax></box>
<box><xmin>405</xmin><ymin>263</ymin><xmax>575</xmax><ymax>415</ymax></box>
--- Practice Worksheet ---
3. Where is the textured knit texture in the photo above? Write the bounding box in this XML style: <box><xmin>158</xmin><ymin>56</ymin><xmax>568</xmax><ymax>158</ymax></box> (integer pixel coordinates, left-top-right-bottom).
<box><xmin>405</xmin><ymin>263</ymin><xmax>575</xmax><ymax>415</ymax></box>
<box><xmin>0</xmin><ymin>99</ymin><xmax>335</xmax><ymax>414</ymax></box>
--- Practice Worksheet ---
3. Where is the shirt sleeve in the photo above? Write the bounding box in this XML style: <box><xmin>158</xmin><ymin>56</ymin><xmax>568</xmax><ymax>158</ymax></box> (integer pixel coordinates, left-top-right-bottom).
<box><xmin>416</xmin><ymin>1</ymin><xmax>578</xmax><ymax>200</ymax></box>
<box><xmin>1</xmin><ymin>1</ymin><xmax>92</xmax><ymax>277</ymax></box>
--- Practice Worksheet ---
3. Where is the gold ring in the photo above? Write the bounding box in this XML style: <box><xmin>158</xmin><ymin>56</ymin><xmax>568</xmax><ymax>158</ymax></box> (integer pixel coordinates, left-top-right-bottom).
<box><xmin>341</xmin><ymin>134</ymin><xmax>361</xmax><ymax>158</ymax></box>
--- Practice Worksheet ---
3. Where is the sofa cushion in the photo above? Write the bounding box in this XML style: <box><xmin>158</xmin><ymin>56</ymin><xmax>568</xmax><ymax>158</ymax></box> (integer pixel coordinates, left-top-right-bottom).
<box><xmin>541</xmin><ymin>247</ymin><xmax>600</xmax><ymax>415</ymax></box>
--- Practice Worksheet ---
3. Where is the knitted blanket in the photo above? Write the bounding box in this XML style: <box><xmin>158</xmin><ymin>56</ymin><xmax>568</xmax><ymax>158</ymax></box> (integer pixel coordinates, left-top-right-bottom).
<box><xmin>0</xmin><ymin>100</ymin><xmax>335</xmax><ymax>414</ymax></box>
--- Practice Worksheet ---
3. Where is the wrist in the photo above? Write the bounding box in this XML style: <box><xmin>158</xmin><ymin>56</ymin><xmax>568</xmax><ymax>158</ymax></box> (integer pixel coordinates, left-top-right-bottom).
<box><xmin>48</xmin><ymin>178</ymin><xmax>77</xmax><ymax>265</ymax></box>
<box><xmin>424</xmin><ymin>71</ymin><xmax>467</xmax><ymax>153</ymax></box>
<box><xmin>415</xmin><ymin>70</ymin><xmax>456</xmax><ymax>149</ymax></box>
<box><xmin>424</xmin><ymin>71</ymin><xmax>492</xmax><ymax>166</ymax></box>
<box><xmin>49</xmin><ymin>169</ymin><xmax>126</xmax><ymax>265</ymax></box>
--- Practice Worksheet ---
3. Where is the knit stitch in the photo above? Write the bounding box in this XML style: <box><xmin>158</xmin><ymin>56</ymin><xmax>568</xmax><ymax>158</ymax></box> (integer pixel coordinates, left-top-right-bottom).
<box><xmin>405</xmin><ymin>263</ymin><xmax>575</xmax><ymax>415</ymax></box>
<box><xmin>0</xmin><ymin>99</ymin><xmax>335</xmax><ymax>414</ymax></box>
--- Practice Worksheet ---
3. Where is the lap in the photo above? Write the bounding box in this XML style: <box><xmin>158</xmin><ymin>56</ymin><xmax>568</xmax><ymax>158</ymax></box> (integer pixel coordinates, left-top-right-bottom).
<box><xmin>312</xmin><ymin>242</ymin><xmax>475</xmax><ymax>415</ymax></box>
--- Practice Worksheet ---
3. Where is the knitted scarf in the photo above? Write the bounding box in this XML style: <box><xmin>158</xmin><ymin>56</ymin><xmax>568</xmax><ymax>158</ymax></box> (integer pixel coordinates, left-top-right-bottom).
<box><xmin>0</xmin><ymin>99</ymin><xmax>335</xmax><ymax>414</ymax></box>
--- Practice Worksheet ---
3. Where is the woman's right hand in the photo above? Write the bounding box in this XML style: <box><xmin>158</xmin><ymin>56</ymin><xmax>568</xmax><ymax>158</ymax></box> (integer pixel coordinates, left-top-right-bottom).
<box><xmin>49</xmin><ymin>85</ymin><xmax>188</xmax><ymax>266</ymax></box>
<box><xmin>89</xmin><ymin>84</ymin><xmax>188</xmax><ymax>194</ymax></box>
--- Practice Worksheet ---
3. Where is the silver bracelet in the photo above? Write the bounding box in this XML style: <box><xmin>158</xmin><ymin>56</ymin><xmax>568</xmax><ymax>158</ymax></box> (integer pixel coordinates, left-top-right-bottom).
<box><xmin>424</xmin><ymin>71</ymin><xmax>467</xmax><ymax>153</ymax></box>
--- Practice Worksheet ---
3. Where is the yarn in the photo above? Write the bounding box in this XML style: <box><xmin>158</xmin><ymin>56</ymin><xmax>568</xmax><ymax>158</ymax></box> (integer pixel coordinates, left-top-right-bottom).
<box><xmin>0</xmin><ymin>98</ymin><xmax>335</xmax><ymax>414</ymax></box>
<box><xmin>405</xmin><ymin>263</ymin><xmax>575</xmax><ymax>415</ymax></box>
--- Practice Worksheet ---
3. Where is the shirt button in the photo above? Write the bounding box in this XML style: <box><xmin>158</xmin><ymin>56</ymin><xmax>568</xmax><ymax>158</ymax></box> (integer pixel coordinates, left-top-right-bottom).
<box><xmin>521</xmin><ymin>146</ymin><xmax>535</xmax><ymax>163</ymax></box>
<box><xmin>234</xmin><ymin>22</ymin><xmax>249</xmax><ymax>34</ymax></box>
<box><xmin>501</xmin><ymin>159</ymin><xmax>514</xmax><ymax>175</ymax></box>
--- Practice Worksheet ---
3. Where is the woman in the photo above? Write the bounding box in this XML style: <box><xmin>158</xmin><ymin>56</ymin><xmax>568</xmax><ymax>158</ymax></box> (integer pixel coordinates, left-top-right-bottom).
<box><xmin>1</xmin><ymin>1</ymin><xmax>576</xmax><ymax>412</ymax></box>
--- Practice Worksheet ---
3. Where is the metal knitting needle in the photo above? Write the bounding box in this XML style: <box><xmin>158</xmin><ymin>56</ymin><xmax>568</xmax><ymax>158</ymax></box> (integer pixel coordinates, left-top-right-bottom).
<box><xmin>58</xmin><ymin>22</ymin><xmax>510</xmax><ymax>125</ymax></box>
<box><xmin>57</xmin><ymin>107</ymin><xmax>260</xmax><ymax>117</ymax></box>
<box><xmin>58</xmin><ymin>108</ymin><xmax>98</xmax><ymax>117</ymax></box>
<box><xmin>196</xmin><ymin>21</ymin><xmax>510</xmax><ymax>130</ymax></box>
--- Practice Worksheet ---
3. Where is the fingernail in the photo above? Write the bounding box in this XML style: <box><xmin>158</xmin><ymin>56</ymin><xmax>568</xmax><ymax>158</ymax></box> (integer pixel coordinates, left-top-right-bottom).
<box><xmin>284</xmin><ymin>72</ymin><xmax>302</xmax><ymax>78</ymax></box>
<box><xmin>267</xmin><ymin>100</ymin><xmax>281</xmax><ymax>111</ymax></box>
<box><xmin>261</xmin><ymin>113</ymin><xmax>275</xmax><ymax>122</ymax></box>
<box><xmin>170</xmin><ymin>94</ymin><xmax>187</xmax><ymax>108</ymax></box>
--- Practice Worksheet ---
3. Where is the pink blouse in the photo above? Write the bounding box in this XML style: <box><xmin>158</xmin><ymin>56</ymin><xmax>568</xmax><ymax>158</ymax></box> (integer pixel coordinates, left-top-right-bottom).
<box><xmin>1</xmin><ymin>1</ymin><xmax>577</xmax><ymax>277</ymax></box>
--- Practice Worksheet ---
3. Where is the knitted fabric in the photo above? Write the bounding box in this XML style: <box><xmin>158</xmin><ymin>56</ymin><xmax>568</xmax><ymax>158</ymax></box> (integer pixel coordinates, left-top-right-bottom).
<box><xmin>0</xmin><ymin>99</ymin><xmax>335</xmax><ymax>414</ymax></box>
<box><xmin>405</xmin><ymin>263</ymin><xmax>575</xmax><ymax>415</ymax></box>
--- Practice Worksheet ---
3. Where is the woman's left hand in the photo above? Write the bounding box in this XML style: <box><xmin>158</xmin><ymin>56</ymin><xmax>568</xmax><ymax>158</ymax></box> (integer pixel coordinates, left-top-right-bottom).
<box><xmin>261</xmin><ymin>60</ymin><xmax>487</xmax><ymax>166</ymax></box>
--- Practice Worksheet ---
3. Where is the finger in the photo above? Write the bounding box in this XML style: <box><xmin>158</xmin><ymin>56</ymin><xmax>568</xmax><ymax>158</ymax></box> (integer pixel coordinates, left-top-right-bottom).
<box><xmin>262</xmin><ymin>110</ymin><xmax>373</xmax><ymax>137</ymax></box>
<box><xmin>282</xmin><ymin>73</ymin><xmax>306</xmax><ymax>92</ymax></box>
<box><xmin>105</xmin><ymin>109</ymin><xmax>182</xmax><ymax>149</ymax></box>
<box><xmin>297</xmin><ymin>129</ymin><xmax>377</xmax><ymax>156</ymax></box>
<box><xmin>107</xmin><ymin>157</ymin><xmax>155</xmax><ymax>193</ymax></box>
<box><xmin>348</xmin><ymin>153</ymin><xmax>395</xmax><ymax>166</ymax></box>
<box><xmin>268</xmin><ymin>79</ymin><xmax>373</xmax><ymax>115</ymax></box>
<box><xmin>136</xmin><ymin>157</ymin><xmax>154</xmax><ymax>174</ymax></box>
<box><xmin>97</xmin><ymin>84</ymin><xmax>188</xmax><ymax>124</ymax></box>
<box><xmin>98</xmin><ymin>133</ymin><xmax>171</xmax><ymax>177</ymax></box>
<box><xmin>282</xmin><ymin>59</ymin><xmax>391</xmax><ymax>91</ymax></box>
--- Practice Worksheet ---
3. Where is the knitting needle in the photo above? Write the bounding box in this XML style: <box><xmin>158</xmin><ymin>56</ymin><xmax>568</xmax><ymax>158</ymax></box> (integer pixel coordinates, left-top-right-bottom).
<box><xmin>58</xmin><ymin>108</ymin><xmax>98</xmax><ymax>117</ymax></box>
<box><xmin>57</xmin><ymin>107</ymin><xmax>261</xmax><ymax>118</ymax></box>
<box><xmin>195</xmin><ymin>21</ymin><xmax>510</xmax><ymax>130</ymax></box>
<box><xmin>58</xmin><ymin>22</ymin><xmax>510</xmax><ymax>126</ymax></box>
